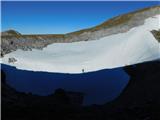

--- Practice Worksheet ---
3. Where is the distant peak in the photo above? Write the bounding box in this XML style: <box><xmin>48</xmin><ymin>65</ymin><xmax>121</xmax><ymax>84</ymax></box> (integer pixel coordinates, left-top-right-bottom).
<box><xmin>2</xmin><ymin>29</ymin><xmax>21</xmax><ymax>36</ymax></box>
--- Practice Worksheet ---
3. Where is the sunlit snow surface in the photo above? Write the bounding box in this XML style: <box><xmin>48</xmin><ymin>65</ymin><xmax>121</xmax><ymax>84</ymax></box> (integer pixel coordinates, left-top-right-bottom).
<box><xmin>2</xmin><ymin>15</ymin><xmax>160</xmax><ymax>73</ymax></box>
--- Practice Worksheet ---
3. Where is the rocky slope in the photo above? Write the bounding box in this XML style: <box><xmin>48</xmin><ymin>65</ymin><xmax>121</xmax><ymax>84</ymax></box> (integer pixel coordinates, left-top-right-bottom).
<box><xmin>1</xmin><ymin>32</ymin><xmax>64</xmax><ymax>56</ymax></box>
<box><xmin>1</xmin><ymin>6</ymin><xmax>160</xmax><ymax>56</ymax></box>
<box><xmin>151</xmin><ymin>29</ymin><xmax>160</xmax><ymax>42</ymax></box>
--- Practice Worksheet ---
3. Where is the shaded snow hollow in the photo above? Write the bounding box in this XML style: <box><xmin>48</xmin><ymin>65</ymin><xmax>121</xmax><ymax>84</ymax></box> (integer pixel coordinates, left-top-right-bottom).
<box><xmin>1</xmin><ymin>15</ymin><xmax>160</xmax><ymax>73</ymax></box>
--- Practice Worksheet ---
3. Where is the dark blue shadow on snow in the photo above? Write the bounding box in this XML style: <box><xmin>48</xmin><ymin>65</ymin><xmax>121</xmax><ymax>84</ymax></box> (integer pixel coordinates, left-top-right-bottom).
<box><xmin>1</xmin><ymin>64</ymin><xmax>129</xmax><ymax>105</ymax></box>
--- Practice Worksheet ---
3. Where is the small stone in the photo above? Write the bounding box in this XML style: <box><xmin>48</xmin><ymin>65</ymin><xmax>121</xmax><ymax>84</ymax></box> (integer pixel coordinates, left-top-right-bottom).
<box><xmin>8</xmin><ymin>57</ymin><xmax>17</xmax><ymax>63</ymax></box>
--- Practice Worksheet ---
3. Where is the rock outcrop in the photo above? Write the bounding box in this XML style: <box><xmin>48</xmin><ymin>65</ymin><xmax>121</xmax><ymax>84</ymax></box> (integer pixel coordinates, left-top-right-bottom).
<box><xmin>101</xmin><ymin>60</ymin><xmax>160</xmax><ymax>120</ymax></box>
<box><xmin>8</xmin><ymin>57</ymin><xmax>17</xmax><ymax>63</ymax></box>
<box><xmin>151</xmin><ymin>30</ymin><xmax>160</xmax><ymax>42</ymax></box>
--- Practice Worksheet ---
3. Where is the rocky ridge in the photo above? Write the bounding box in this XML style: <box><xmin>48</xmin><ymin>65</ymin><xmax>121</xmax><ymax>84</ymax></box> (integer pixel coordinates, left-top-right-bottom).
<box><xmin>1</xmin><ymin>6</ymin><xmax>160</xmax><ymax>56</ymax></box>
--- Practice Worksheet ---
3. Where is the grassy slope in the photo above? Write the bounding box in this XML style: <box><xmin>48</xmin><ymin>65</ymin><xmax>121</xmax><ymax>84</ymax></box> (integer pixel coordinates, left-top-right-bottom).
<box><xmin>2</xmin><ymin>6</ymin><xmax>160</xmax><ymax>39</ymax></box>
<box><xmin>67</xmin><ymin>6</ymin><xmax>160</xmax><ymax>36</ymax></box>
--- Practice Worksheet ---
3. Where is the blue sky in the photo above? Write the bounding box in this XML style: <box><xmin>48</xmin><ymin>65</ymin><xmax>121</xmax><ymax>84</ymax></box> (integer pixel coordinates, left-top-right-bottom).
<box><xmin>1</xmin><ymin>1</ymin><xmax>159</xmax><ymax>34</ymax></box>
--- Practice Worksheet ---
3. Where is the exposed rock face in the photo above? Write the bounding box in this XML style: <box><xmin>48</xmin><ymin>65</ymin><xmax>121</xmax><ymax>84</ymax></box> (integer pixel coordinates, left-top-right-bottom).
<box><xmin>1</xmin><ymin>34</ymin><xmax>65</xmax><ymax>56</ymax></box>
<box><xmin>151</xmin><ymin>30</ymin><xmax>160</xmax><ymax>42</ymax></box>
<box><xmin>99</xmin><ymin>61</ymin><xmax>160</xmax><ymax>120</ymax></box>
<box><xmin>1</xmin><ymin>6</ymin><xmax>160</xmax><ymax>56</ymax></box>
<box><xmin>8</xmin><ymin>57</ymin><xmax>17</xmax><ymax>63</ymax></box>
<box><xmin>115</xmin><ymin>61</ymin><xmax>160</xmax><ymax>106</ymax></box>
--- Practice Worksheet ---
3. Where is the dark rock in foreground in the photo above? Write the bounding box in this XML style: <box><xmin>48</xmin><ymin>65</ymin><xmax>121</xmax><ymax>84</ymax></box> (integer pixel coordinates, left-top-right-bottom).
<box><xmin>1</xmin><ymin>60</ymin><xmax>160</xmax><ymax>120</ymax></box>
<box><xmin>102</xmin><ymin>60</ymin><xmax>160</xmax><ymax>120</ymax></box>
